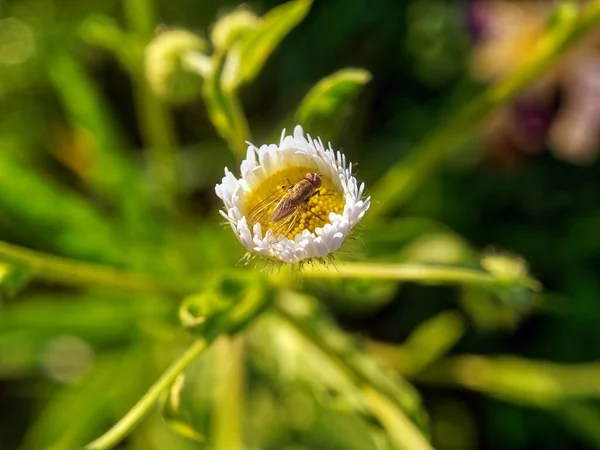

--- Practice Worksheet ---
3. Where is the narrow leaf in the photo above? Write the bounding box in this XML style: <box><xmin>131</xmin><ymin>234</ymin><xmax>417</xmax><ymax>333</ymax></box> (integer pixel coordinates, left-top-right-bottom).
<box><xmin>203</xmin><ymin>61</ymin><xmax>251</xmax><ymax>157</ymax></box>
<box><xmin>0</xmin><ymin>152</ymin><xmax>125</xmax><ymax>264</ymax></box>
<box><xmin>295</xmin><ymin>68</ymin><xmax>371</xmax><ymax>139</ymax></box>
<box><xmin>233</xmin><ymin>0</ymin><xmax>312</xmax><ymax>88</ymax></box>
<box><xmin>48</xmin><ymin>53</ymin><xmax>144</xmax><ymax>209</ymax></box>
<box><xmin>179</xmin><ymin>276</ymin><xmax>268</xmax><ymax>339</ymax></box>
<box><xmin>161</xmin><ymin>374</ymin><xmax>205</xmax><ymax>443</ymax></box>
<box><xmin>0</xmin><ymin>263</ymin><xmax>30</xmax><ymax>299</ymax></box>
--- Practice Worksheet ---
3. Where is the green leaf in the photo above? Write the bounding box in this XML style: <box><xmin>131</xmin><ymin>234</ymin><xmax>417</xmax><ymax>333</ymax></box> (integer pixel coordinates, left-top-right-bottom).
<box><xmin>203</xmin><ymin>57</ymin><xmax>251</xmax><ymax>157</ymax></box>
<box><xmin>179</xmin><ymin>276</ymin><xmax>269</xmax><ymax>339</ymax></box>
<box><xmin>78</xmin><ymin>15</ymin><xmax>139</xmax><ymax>73</ymax></box>
<box><xmin>275</xmin><ymin>292</ymin><xmax>429</xmax><ymax>434</ymax></box>
<box><xmin>161</xmin><ymin>374</ymin><xmax>205</xmax><ymax>443</ymax></box>
<box><xmin>0</xmin><ymin>293</ymin><xmax>174</xmax><ymax>345</ymax></box>
<box><xmin>0</xmin><ymin>263</ymin><xmax>30</xmax><ymax>299</ymax></box>
<box><xmin>370</xmin><ymin>310</ymin><xmax>467</xmax><ymax>376</ymax></box>
<box><xmin>557</xmin><ymin>402</ymin><xmax>600</xmax><ymax>449</ymax></box>
<box><xmin>295</xmin><ymin>68</ymin><xmax>371</xmax><ymax>140</ymax></box>
<box><xmin>228</xmin><ymin>0</ymin><xmax>312</xmax><ymax>89</ymax></box>
<box><xmin>20</xmin><ymin>348</ymin><xmax>153</xmax><ymax>450</ymax></box>
<box><xmin>48</xmin><ymin>53</ymin><xmax>146</xmax><ymax>221</ymax></box>
<box><xmin>306</xmin><ymin>277</ymin><xmax>397</xmax><ymax>317</ymax></box>
<box><xmin>0</xmin><ymin>152</ymin><xmax>125</xmax><ymax>264</ymax></box>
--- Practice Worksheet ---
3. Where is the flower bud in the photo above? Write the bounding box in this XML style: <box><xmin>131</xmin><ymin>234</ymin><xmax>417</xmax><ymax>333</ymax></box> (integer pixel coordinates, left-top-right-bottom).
<box><xmin>481</xmin><ymin>253</ymin><xmax>528</xmax><ymax>283</ymax></box>
<box><xmin>145</xmin><ymin>29</ymin><xmax>208</xmax><ymax>102</ymax></box>
<box><xmin>210</xmin><ymin>8</ymin><xmax>259</xmax><ymax>50</ymax></box>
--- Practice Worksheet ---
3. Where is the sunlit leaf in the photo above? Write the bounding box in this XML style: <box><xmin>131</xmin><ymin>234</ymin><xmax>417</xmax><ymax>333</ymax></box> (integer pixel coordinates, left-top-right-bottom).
<box><xmin>161</xmin><ymin>374</ymin><xmax>205</xmax><ymax>443</ymax></box>
<box><xmin>369</xmin><ymin>310</ymin><xmax>467</xmax><ymax>376</ymax></box>
<box><xmin>306</xmin><ymin>277</ymin><xmax>397</xmax><ymax>317</ymax></box>
<box><xmin>557</xmin><ymin>402</ymin><xmax>600</xmax><ymax>449</ymax></box>
<box><xmin>48</xmin><ymin>53</ymin><xmax>147</xmax><ymax>224</ymax></box>
<box><xmin>78</xmin><ymin>15</ymin><xmax>139</xmax><ymax>73</ymax></box>
<box><xmin>360</xmin><ymin>218</ymin><xmax>467</xmax><ymax>259</ymax></box>
<box><xmin>0</xmin><ymin>293</ymin><xmax>175</xmax><ymax>345</ymax></box>
<box><xmin>274</xmin><ymin>292</ymin><xmax>429</xmax><ymax>434</ymax></box>
<box><xmin>459</xmin><ymin>285</ymin><xmax>535</xmax><ymax>331</ymax></box>
<box><xmin>203</xmin><ymin>68</ymin><xmax>250</xmax><ymax>156</ymax></box>
<box><xmin>295</xmin><ymin>68</ymin><xmax>371</xmax><ymax>140</ymax></box>
<box><xmin>0</xmin><ymin>152</ymin><xmax>125</xmax><ymax>264</ymax></box>
<box><xmin>0</xmin><ymin>262</ymin><xmax>30</xmax><ymax>299</ymax></box>
<box><xmin>20</xmin><ymin>348</ymin><xmax>153</xmax><ymax>450</ymax></box>
<box><xmin>210</xmin><ymin>7</ymin><xmax>259</xmax><ymax>51</ymax></box>
<box><xmin>179</xmin><ymin>276</ymin><xmax>268</xmax><ymax>339</ymax></box>
<box><xmin>227</xmin><ymin>0</ymin><xmax>312</xmax><ymax>89</ymax></box>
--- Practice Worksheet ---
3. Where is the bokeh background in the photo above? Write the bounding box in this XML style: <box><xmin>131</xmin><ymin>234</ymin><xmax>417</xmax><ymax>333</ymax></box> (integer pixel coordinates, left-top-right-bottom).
<box><xmin>2</xmin><ymin>0</ymin><xmax>600</xmax><ymax>449</ymax></box>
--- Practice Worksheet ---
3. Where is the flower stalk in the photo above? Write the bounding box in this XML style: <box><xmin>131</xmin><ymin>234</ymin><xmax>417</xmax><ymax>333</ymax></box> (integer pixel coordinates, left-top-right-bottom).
<box><xmin>0</xmin><ymin>240</ymin><xmax>172</xmax><ymax>294</ymax></box>
<box><xmin>202</xmin><ymin>49</ymin><xmax>252</xmax><ymax>159</ymax></box>
<box><xmin>302</xmin><ymin>262</ymin><xmax>542</xmax><ymax>291</ymax></box>
<box><xmin>212</xmin><ymin>335</ymin><xmax>245</xmax><ymax>450</ymax></box>
<box><xmin>85</xmin><ymin>339</ymin><xmax>210</xmax><ymax>450</ymax></box>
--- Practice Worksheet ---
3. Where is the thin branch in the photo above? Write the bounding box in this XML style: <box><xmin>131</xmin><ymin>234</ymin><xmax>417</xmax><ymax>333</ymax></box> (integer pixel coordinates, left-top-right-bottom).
<box><xmin>85</xmin><ymin>339</ymin><xmax>209</xmax><ymax>450</ymax></box>
<box><xmin>212</xmin><ymin>335</ymin><xmax>245</xmax><ymax>450</ymax></box>
<box><xmin>0</xmin><ymin>240</ymin><xmax>190</xmax><ymax>295</ymax></box>
<box><xmin>415</xmin><ymin>354</ymin><xmax>600</xmax><ymax>408</ymax></box>
<box><xmin>362</xmin><ymin>387</ymin><xmax>434</xmax><ymax>450</ymax></box>
<box><xmin>302</xmin><ymin>262</ymin><xmax>542</xmax><ymax>291</ymax></box>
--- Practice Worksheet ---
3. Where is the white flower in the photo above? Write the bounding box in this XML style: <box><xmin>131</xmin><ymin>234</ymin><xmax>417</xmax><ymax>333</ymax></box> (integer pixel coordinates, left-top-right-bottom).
<box><xmin>215</xmin><ymin>125</ymin><xmax>370</xmax><ymax>264</ymax></box>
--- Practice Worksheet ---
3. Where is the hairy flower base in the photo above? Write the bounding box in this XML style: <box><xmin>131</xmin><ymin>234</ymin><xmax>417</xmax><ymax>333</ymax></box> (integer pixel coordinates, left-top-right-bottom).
<box><xmin>240</xmin><ymin>248</ymin><xmax>341</xmax><ymax>275</ymax></box>
<box><xmin>244</xmin><ymin>166</ymin><xmax>345</xmax><ymax>239</ymax></box>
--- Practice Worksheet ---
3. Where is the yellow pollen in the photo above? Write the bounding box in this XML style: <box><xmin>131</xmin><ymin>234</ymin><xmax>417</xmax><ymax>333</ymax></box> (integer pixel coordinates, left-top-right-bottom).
<box><xmin>244</xmin><ymin>166</ymin><xmax>345</xmax><ymax>240</ymax></box>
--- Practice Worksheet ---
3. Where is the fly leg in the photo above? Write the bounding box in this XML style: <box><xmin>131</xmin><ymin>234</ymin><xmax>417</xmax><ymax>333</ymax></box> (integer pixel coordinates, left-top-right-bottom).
<box><xmin>306</xmin><ymin>189</ymin><xmax>330</xmax><ymax>223</ymax></box>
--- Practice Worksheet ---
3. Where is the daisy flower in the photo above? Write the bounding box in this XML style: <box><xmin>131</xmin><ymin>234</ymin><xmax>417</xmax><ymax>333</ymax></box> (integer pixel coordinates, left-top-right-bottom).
<box><xmin>215</xmin><ymin>125</ymin><xmax>370</xmax><ymax>264</ymax></box>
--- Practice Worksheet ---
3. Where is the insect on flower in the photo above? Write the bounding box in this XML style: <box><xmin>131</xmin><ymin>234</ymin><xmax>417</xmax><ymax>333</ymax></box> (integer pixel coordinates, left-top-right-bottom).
<box><xmin>247</xmin><ymin>172</ymin><xmax>325</xmax><ymax>242</ymax></box>
<box><xmin>215</xmin><ymin>125</ymin><xmax>370</xmax><ymax>264</ymax></box>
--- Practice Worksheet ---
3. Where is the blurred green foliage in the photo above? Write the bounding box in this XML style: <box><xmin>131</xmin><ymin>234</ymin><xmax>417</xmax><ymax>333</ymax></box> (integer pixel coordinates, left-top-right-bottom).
<box><xmin>0</xmin><ymin>0</ymin><xmax>600</xmax><ymax>449</ymax></box>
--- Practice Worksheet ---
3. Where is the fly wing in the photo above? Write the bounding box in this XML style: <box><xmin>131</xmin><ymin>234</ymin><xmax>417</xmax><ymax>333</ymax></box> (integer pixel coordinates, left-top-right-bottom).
<box><xmin>266</xmin><ymin>209</ymin><xmax>301</xmax><ymax>243</ymax></box>
<box><xmin>266</xmin><ymin>201</ymin><xmax>312</xmax><ymax>243</ymax></box>
<box><xmin>271</xmin><ymin>196</ymin><xmax>297</xmax><ymax>222</ymax></box>
<box><xmin>246</xmin><ymin>185</ymin><xmax>290</xmax><ymax>227</ymax></box>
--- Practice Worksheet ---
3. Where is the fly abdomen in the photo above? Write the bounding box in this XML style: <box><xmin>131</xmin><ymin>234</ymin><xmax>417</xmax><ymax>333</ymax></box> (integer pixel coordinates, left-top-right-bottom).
<box><xmin>270</xmin><ymin>176</ymin><xmax>319</xmax><ymax>223</ymax></box>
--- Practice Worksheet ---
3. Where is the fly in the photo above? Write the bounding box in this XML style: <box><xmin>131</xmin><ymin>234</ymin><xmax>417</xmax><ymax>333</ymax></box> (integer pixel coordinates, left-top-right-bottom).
<box><xmin>271</xmin><ymin>172</ymin><xmax>322</xmax><ymax>222</ymax></box>
<box><xmin>246</xmin><ymin>172</ymin><xmax>324</xmax><ymax>241</ymax></box>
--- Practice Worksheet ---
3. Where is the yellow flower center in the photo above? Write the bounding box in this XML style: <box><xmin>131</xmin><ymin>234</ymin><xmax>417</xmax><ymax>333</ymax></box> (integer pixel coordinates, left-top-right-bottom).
<box><xmin>244</xmin><ymin>166</ymin><xmax>345</xmax><ymax>240</ymax></box>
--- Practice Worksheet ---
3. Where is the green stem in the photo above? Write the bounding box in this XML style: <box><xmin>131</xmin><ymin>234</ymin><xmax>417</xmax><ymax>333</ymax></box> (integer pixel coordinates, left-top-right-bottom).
<box><xmin>123</xmin><ymin>0</ymin><xmax>156</xmax><ymax>37</ymax></box>
<box><xmin>134</xmin><ymin>72</ymin><xmax>181</xmax><ymax>212</ymax></box>
<box><xmin>212</xmin><ymin>335</ymin><xmax>245</xmax><ymax>450</ymax></box>
<box><xmin>302</xmin><ymin>262</ymin><xmax>542</xmax><ymax>291</ymax></box>
<box><xmin>85</xmin><ymin>339</ymin><xmax>209</xmax><ymax>450</ymax></box>
<box><xmin>85</xmin><ymin>281</ymin><xmax>268</xmax><ymax>449</ymax></box>
<box><xmin>225</xmin><ymin>90</ymin><xmax>252</xmax><ymax>158</ymax></box>
<box><xmin>362</xmin><ymin>387</ymin><xmax>434</xmax><ymax>450</ymax></box>
<box><xmin>369</xmin><ymin>0</ymin><xmax>600</xmax><ymax>218</ymax></box>
<box><xmin>415</xmin><ymin>354</ymin><xmax>600</xmax><ymax>408</ymax></box>
<box><xmin>124</xmin><ymin>0</ymin><xmax>180</xmax><ymax>212</ymax></box>
<box><xmin>201</xmin><ymin>50</ymin><xmax>251</xmax><ymax>159</ymax></box>
<box><xmin>0</xmin><ymin>240</ymin><xmax>173</xmax><ymax>294</ymax></box>
<box><xmin>557</xmin><ymin>403</ymin><xmax>600</xmax><ymax>449</ymax></box>
<box><xmin>369</xmin><ymin>310</ymin><xmax>467</xmax><ymax>376</ymax></box>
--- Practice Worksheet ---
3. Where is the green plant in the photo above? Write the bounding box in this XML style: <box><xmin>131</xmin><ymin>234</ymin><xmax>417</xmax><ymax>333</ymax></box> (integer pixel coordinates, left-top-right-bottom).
<box><xmin>2</xmin><ymin>1</ymin><xmax>600</xmax><ymax>449</ymax></box>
